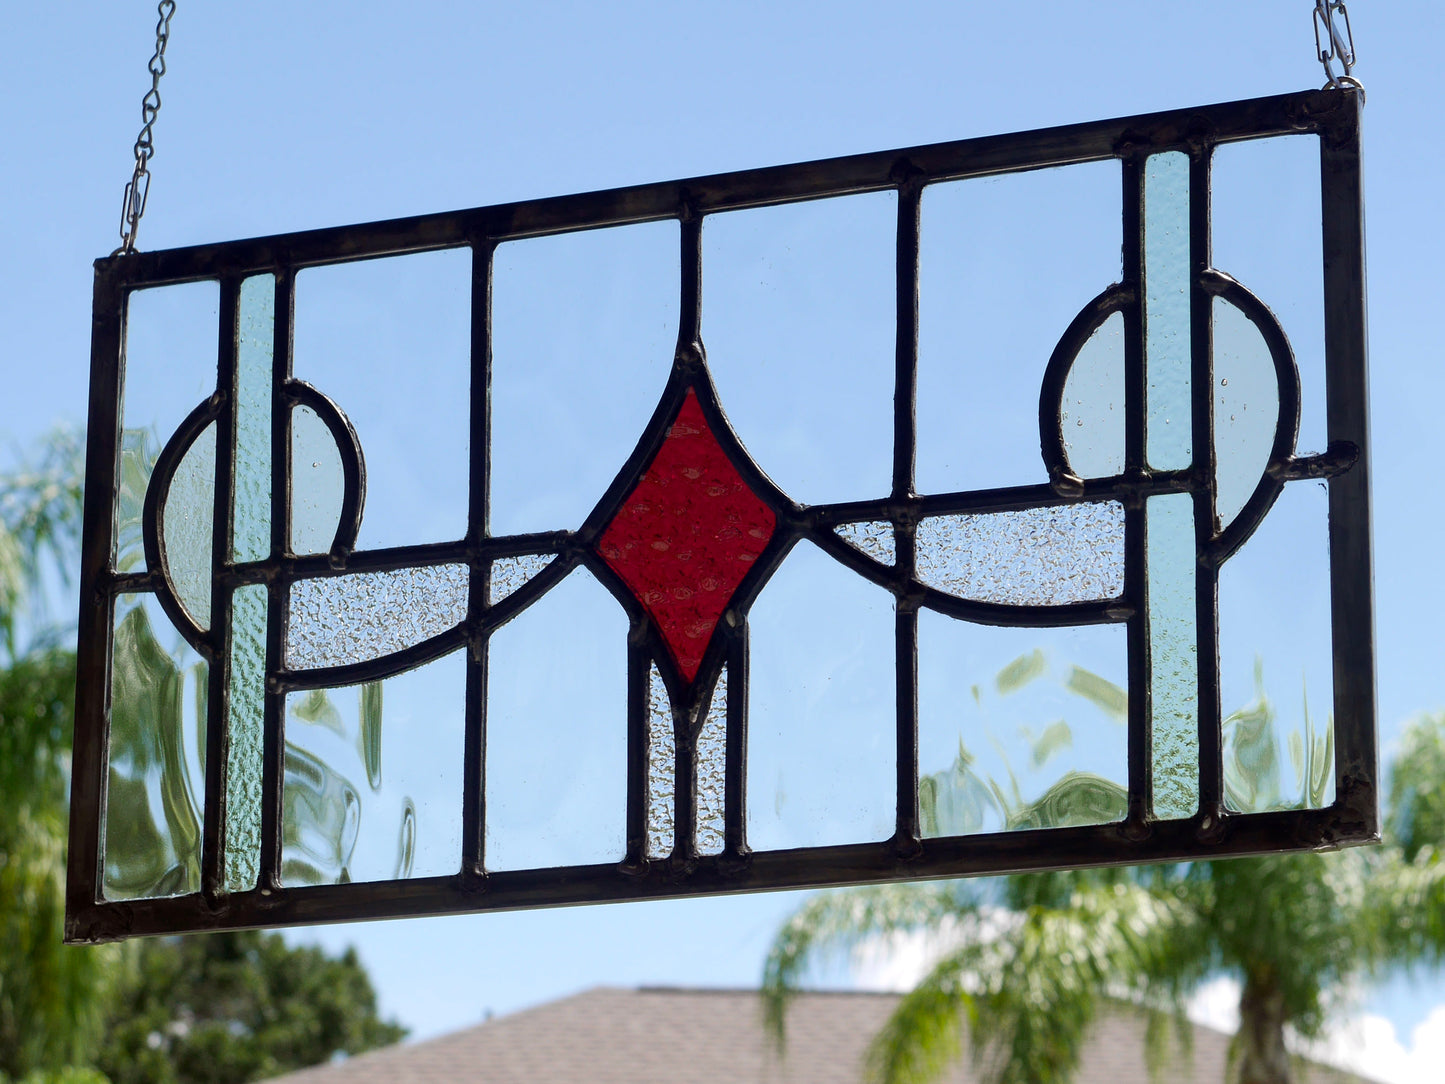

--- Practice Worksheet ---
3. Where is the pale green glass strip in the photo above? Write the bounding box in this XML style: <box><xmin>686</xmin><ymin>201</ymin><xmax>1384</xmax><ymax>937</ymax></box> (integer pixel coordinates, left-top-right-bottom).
<box><xmin>223</xmin><ymin>583</ymin><xmax>268</xmax><ymax>891</ymax></box>
<box><xmin>233</xmin><ymin>275</ymin><xmax>274</xmax><ymax>563</ymax></box>
<box><xmin>1144</xmin><ymin>152</ymin><xmax>1192</xmax><ymax>471</ymax></box>
<box><xmin>1147</xmin><ymin>494</ymin><xmax>1199</xmax><ymax>819</ymax></box>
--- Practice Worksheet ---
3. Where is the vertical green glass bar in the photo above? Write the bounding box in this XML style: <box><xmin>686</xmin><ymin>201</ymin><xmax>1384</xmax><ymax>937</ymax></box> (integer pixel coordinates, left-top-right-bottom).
<box><xmin>223</xmin><ymin>275</ymin><xmax>274</xmax><ymax>891</ymax></box>
<box><xmin>233</xmin><ymin>276</ymin><xmax>274</xmax><ymax>562</ymax></box>
<box><xmin>1147</xmin><ymin>493</ymin><xmax>1199</xmax><ymax>819</ymax></box>
<box><xmin>1144</xmin><ymin>152</ymin><xmax>1191</xmax><ymax>471</ymax></box>
<box><xmin>224</xmin><ymin>584</ymin><xmax>268</xmax><ymax>889</ymax></box>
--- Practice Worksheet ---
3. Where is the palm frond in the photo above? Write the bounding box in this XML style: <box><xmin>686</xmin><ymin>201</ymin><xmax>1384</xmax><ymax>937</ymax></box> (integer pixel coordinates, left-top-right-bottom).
<box><xmin>761</xmin><ymin>882</ymin><xmax>968</xmax><ymax>1047</ymax></box>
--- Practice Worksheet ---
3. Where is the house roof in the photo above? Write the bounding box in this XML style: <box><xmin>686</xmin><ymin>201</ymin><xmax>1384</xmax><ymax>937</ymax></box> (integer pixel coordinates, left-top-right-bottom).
<box><xmin>268</xmin><ymin>986</ymin><xmax>1373</xmax><ymax>1084</ymax></box>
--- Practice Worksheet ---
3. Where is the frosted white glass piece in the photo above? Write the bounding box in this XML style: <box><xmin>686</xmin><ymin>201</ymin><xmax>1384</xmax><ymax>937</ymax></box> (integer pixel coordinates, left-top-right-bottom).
<box><xmin>490</xmin><ymin>554</ymin><xmax>555</xmax><ymax>605</ymax></box>
<box><xmin>696</xmin><ymin>670</ymin><xmax>728</xmax><ymax>856</ymax></box>
<box><xmin>915</xmin><ymin>503</ymin><xmax>1124</xmax><ymax>606</ymax></box>
<box><xmin>286</xmin><ymin>565</ymin><xmax>469</xmax><ymax>670</ymax></box>
<box><xmin>835</xmin><ymin>521</ymin><xmax>895</xmax><ymax>565</ymax></box>
<box><xmin>646</xmin><ymin>664</ymin><xmax>675</xmax><ymax>860</ymax></box>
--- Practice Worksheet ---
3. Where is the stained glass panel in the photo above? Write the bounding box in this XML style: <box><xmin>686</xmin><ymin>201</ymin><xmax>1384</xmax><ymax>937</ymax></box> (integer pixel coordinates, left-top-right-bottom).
<box><xmin>71</xmin><ymin>89</ymin><xmax>1372</xmax><ymax>939</ymax></box>
<box><xmin>915</xmin><ymin>503</ymin><xmax>1125</xmax><ymax>606</ymax></box>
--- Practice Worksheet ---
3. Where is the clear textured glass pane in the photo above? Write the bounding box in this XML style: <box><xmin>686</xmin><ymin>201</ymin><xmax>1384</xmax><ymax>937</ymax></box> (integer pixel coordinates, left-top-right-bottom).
<box><xmin>233</xmin><ymin>275</ymin><xmax>274</xmax><ymax>564</ymax></box>
<box><xmin>918</xmin><ymin>614</ymin><xmax>1128</xmax><ymax>835</ymax></box>
<box><xmin>835</xmin><ymin>521</ymin><xmax>895</xmax><ymax>565</ymax></box>
<box><xmin>1147</xmin><ymin>493</ymin><xmax>1199</xmax><ymax>819</ymax></box>
<box><xmin>1213</xmin><ymin>297</ymin><xmax>1280</xmax><ymax>529</ymax></box>
<box><xmin>489</xmin><ymin>554</ymin><xmax>555</xmax><ymax>605</ymax></box>
<box><xmin>118</xmin><ymin>282</ymin><xmax>220</xmax><ymax>573</ymax></box>
<box><xmin>1144</xmin><ymin>151</ymin><xmax>1192</xmax><ymax>472</ymax></box>
<box><xmin>224</xmin><ymin>584</ymin><xmax>267</xmax><ymax>891</ymax></box>
<box><xmin>1213</xmin><ymin>135</ymin><xmax>1325</xmax><ymax>455</ymax></box>
<box><xmin>746</xmin><ymin>541</ymin><xmax>894</xmax><ymax>850</ymax></box>
<box><xmin>1061</xmin><ymin>310</ymin><xmax>1125</xmax><ymax>479</ymax></box>
<box><xmin>492</xmin><ymin>225</ymin><xmax>676</xmax><ymax>536</ymax></box>
<box><xmin>705</xmin><ymin>193</ymin><xmax>894</xmax><ymax>504</ymax></box>
<box><xmin>919</xmin><ymin>161</ymin><xmax>1120</xmax><ymax>494</ymax></box>
<box><xmin>696</xmin><ymin>669</ymin><xmax>728</xmax><ymax>856</ymax></box>
<box><xmin>915</xmin><ymin>503</ymin><xmax>1124</xmax><ymax>606</ymax></box>
<box><xmin>162</xmin><ymin>422</ymin><xmax>215</xmax><ymax>629</ymax></box>
<box><xmin>485</xmin><ymin>567</ymin><xmax>627</xmax><ymax>870</ymax></box>
<box><xmin>281</xmin><ymin>650</ymin><xmax>465</xmax><ymax>885</ymax></box>
<box><xmin>1219</xmin><ymin>482</ymin><xmax>1334</xmax><ymax>812</ymax></box>
<box><xmin>645</xmin><ymin>664</ymin><xmax>675</xmax><ymax>860</ymax></box>
<box><xmin>286</xmin><ymin>565</ymin><xmax>469</xmax><ymax>670</ymax></box>
<box><xmin>290</xmin><ymin>404</ymin><xmax>345</xmax><ymax>556</ymax></box>
<box><xmin>294</xmin><ymin>249</ymin><xmax>471</xmax><ymax>550</ymax></box>
<box><xmin>104</xmin><ymin>595</ymin><xmax>206</xmax><ymax>900</ymax></box>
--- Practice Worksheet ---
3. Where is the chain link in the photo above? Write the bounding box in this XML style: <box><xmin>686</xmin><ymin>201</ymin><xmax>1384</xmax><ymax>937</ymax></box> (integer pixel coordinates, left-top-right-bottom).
<box><xmin>115</xmin><ymin>1</ymin><xmax>177</xmax><ymax>256</ymax></box>
<box><xmin>1313</xmin><ymin>1</ymin><xmax>1363</xmax><ymax>97</ymax></box>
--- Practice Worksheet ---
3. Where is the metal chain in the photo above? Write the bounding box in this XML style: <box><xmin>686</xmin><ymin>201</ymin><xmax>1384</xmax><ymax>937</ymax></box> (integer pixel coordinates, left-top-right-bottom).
<box><xmin>1313</xmin><ymin>1</ymin><xmax>1363</xmax><ymax>97</ymax></box>
<box><xmin>115</xmin><ymin>1</ymin><xmax>177</xmax><ymax>256</ymax></box>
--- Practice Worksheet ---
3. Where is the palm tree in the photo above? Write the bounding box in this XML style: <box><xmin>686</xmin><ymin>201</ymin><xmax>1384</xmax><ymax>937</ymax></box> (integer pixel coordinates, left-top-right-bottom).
<box><xmin>0</xmin><ymin>429</ymin><xmax>121</xmax><ymax>1078</ymax></box>
<box><xmin>763</xmin><ymin>706</ymin><xmax>1445</xmax><ymax>1084</ymax></box>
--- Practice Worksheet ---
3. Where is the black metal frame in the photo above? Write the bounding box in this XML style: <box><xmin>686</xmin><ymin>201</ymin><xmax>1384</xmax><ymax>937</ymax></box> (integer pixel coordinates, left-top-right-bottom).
<box><xmin>67</xmin><ymin>87</ymin><xmax>1374</xmax><ymax>942</ymax></box>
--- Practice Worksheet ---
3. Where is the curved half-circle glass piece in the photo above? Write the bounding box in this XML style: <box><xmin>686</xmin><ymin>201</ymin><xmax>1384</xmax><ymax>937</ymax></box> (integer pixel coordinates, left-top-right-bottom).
<box><xmin>286</xmin><ymin>564</ymin><xmax>469</xmax><ymax>670</ymax></box>
<box><xmin>1213</xmin><ymin>297</ymin><xmax>1281</xmax><ymax>529</ymax></box>
<box><xmin>291</xmin><ymin>404</ymin><xmax>347</xmax><ymax>556</ymax></box>
<box><xmin>1060</xmin><ymin>311</ymin><xmax>1125</xmax><ymax>480</ymax></box>
<box><xmin>161</xmin><ymin>421</ymin><xmax>216</xmax><ymax>629</ymax></box>
<box><xmin>916</xmin><ymin>502</ymin><xmax>1125</xmax><ymax>606</ymax></box>
<box><xmin>834</xmin><ymin>520</ymin><xmax>895</xmax><ymax>565</ymax></box>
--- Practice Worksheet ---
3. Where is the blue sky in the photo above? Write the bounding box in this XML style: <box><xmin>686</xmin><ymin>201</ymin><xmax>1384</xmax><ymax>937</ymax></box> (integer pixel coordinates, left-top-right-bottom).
<box><xmin>7</xmin><ymin>2</ymin><xmax>1445</xmax><ymax>1076</ymax></box>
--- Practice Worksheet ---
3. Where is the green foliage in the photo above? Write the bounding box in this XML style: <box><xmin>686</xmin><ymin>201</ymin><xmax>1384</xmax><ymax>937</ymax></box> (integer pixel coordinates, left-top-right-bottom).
<box><xmin>94</xmin><ymin>931</ymin><xmax>406</xmax><ymax>1084</ymax></box>
<box><xmin>1387</xmin><ymin>712</ymin><xmax>1445</xmax><ymax>862</ymax></box>
<box><xmin>767</xmin><ymin>665</ymin><xmax>1445</xmax><ymax>1084</ymax></box>
<box><xmin>0</xmin><ymin>430</ymin><xmax>407</xmax><ymax>1082</ymax></box>
<box><xmin>0</xmin><ymin>650</ymin><xmax>120</xmax><ymax>1079</ymax></box>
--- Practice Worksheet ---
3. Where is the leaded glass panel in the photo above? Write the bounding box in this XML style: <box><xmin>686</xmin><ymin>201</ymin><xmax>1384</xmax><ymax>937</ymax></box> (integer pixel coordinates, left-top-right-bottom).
<box><xmin>69</xmin><ymin>88</ymin><xmax>1374</xmax><ymax>940</ymax></box>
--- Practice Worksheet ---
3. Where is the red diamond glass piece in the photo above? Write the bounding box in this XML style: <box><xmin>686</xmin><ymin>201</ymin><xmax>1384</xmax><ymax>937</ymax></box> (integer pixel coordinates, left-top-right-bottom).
<box><xmin>598</xmin><ymin>390</ymin><xmax>776</xmax><ymax>681</ymax></box>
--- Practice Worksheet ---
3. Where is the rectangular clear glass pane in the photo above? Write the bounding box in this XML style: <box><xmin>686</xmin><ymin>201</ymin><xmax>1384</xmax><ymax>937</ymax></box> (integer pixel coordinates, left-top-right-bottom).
<box><xmin>281</xmin><ymin>651</ymin><xmax>465</xmax><ymax>885</ymax></box>
<box><xmin>1144</xmin><ymin>151</ymin><xmax>1192</xmax><ymax>472</ymax></box>
<box><xmin>484</xmin><ymin>567</ymin><xmax>628</xmax><ymax>870</ymax></box>
<box><xmin>223</xmin><ymin>583</ymin><xmax>267</xmax><ymax>891</ymax></box>
<box><xmin>1219</xmin><ymin>482</ymin><xmax>1335</xmax><ymax>811</ymax></box>
<box><xmin>293</xmin><ymin>249</ymin><xmax>471</xmax><ymax>550</ymax></box>
<box><xmin>704</xmin><ymin>193</ymin><xmax>895</xmax><ymax>504</ymax></box>
<box><xmin>919</xmin><ymin>161</ymin><xmax>1121</xmax><ymax>494</ymax></box>
<box><xmin>104</xmin><ymin>594</ymin><xmax>206</xmax><ymax>900</ymax></box>
<box><xmin>1147</xmin><ymin>493</ymin><xmax>1199</xmax><ymax>819</ymax></box>
<box><xmin>117</xmin><ymin>282</ymin><xmax>220</xmax><ymax>573</ymax></box>
<box><xmin>918</xmin><ymin>614</ymin><xmax>1128</xmax><ymax>835</ymax></box>
<box><xmin>746</xmin><ymin>541</ymin><xmax>895</xmax><ymax>851</ymax></box>
<box><xmin>491</xmin><ymin>225</ymin><xmax>675</xmax><ymax>537</ymax></box>
<box><xmin>233</xmin><ymin>275</ymin><xmax>274</xmax><ymax>564</ymax></box>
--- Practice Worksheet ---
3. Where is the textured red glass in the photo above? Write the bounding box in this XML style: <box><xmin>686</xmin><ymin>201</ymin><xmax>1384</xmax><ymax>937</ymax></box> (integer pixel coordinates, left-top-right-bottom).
<box><xmin>598</xmin><ymin>390</ymin><xmax>776</xmax><ymax>681</ymax></box>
